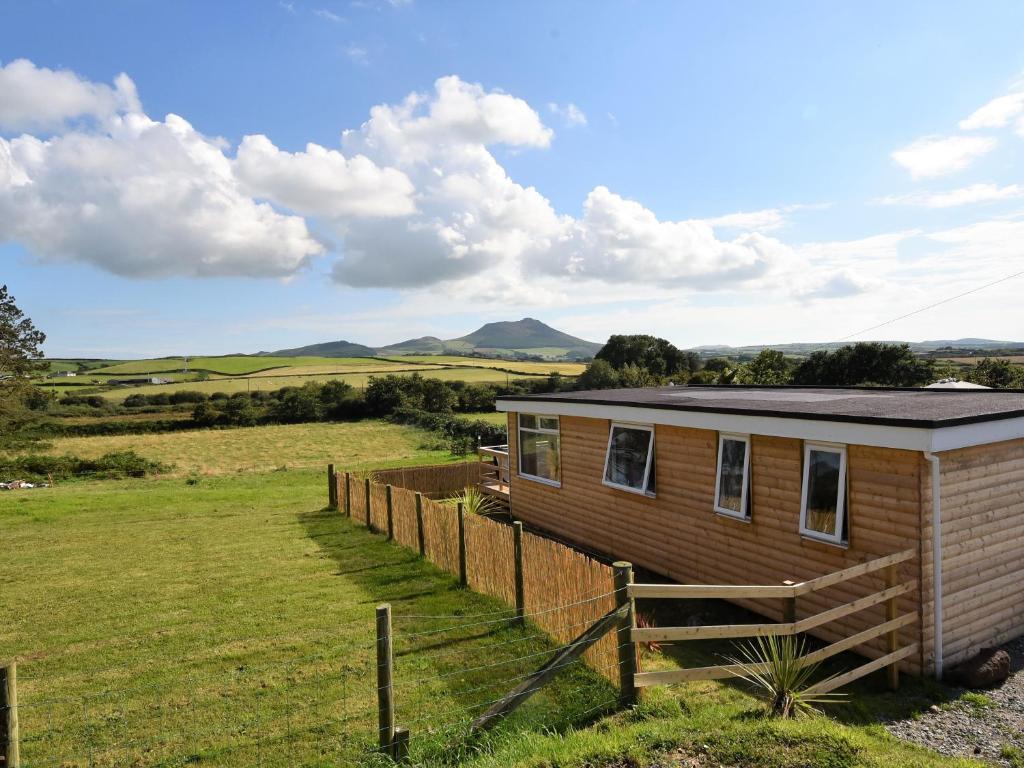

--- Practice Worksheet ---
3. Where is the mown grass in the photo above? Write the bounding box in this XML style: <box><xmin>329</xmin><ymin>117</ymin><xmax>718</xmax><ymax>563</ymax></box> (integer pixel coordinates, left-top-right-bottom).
<box><xmin>0</xmin><ymin>470</ymin><xmax>610</xmax><ymax>767</ymax></box>
<box><xmin>25</xmin><ymin>420</ymin><xmax>456</xmax><ymax>476</ymax></box>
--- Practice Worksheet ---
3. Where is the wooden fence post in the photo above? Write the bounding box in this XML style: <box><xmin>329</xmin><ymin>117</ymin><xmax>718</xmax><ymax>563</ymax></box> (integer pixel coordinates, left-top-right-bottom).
<box><xmin>457</xmin><ymin>502</ymin><xmax>468</xmax><ymax>588</ymax></box>
<box><xmin>385</xmin><ymin>485</ymin><xmax>394</xmax><ymax>541</ymax></box>
<box><xmin>376</xmin><ymin>605</ymin><xmax>395</xmax><ymax>755</ymax></box>
<box><xmin>1</xmin><ymin>662</ymin><xmax>19</xmax><ymax>768</ymax></box>
<box><xmin>781</xmin><ymin>580</ymin><xmax>797</xmax><ymax>625</ymax></box>
<box><xmin>415</xmin><ymin>493</ymin><xmax>425</xmax><ymax>557</ymax></box>
<box><xmin>344</xmin><ymin>472</ymin><xmax>351</xmax><ymax>517</ymax></box>
<box><xmin>365</xmin><ymin>477</ymin><xmax>372</xmax><ymax>531</ymax></box>
<box><xmin>513</xmin><ymin>522</ymin><xmax>525</xmax><ymax>625</ymax></box>
<box><xmin>327</xmin><ymin>464</ymin><xmax>338</xmax><ymax>510</ymax></box>
<box><xmin>885</xmin><ymin>564</ymin><xmax>900</xmax><ymax>690</ymax></box>
<box><xmin>613</xmin><ymin>562</ymin><xmax>637</xmax><ymax>708</ymax></box>
<box><xmin>392</xmin><ymin>726</ymin><xmax>410</xmax><ymax>763</ymax></box>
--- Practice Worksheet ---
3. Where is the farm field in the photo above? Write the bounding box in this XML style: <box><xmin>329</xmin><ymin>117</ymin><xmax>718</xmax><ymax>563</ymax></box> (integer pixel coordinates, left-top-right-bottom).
<box><xmin>90</xmin><ymin>356</ymin><xmax>412</xmax><ymax>376</ymax></box>
<box><xmin>945</xmin><ymin>355</ymin><xmax>1024</xmax><ymax>365</ymax></box>
<box><xmin>385</xmin><ymin>355</ymin><xmax>586</xmax><ymax>375</ymax></box>
<box><xmin>0</xmin><ymin>469</ymin><xmax>609</xmax><ymax>767</ymax></box>
<box><xmin>94</xmin><ymin>366</ymin><xmax>550</xmax><ymax>400</ymax></box>
<box><xmin>31</xmin><ymin>420</ymin><xmax>456</xmax><ymax>475</ymax></box>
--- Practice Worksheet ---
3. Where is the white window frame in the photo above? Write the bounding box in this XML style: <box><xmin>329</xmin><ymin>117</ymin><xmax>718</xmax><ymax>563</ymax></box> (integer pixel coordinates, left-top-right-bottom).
<box><xmin>517</xmin><ymin>413</ymin><xmax>561</xmax><ymax>487</ymax></box>
<box><xmin>799</xmin><ymin>442</ymin><xmax>848</xmax><ymax>546</ymax></box>
<box><xmin>602</xmin><ymin>422</ymin><xmax>656</xmax><ymax>497</ymax></box>
<box><xmin>714</xmin><ymin>432</ymin><xmax>751</xmax><ymax>520</ymax></box>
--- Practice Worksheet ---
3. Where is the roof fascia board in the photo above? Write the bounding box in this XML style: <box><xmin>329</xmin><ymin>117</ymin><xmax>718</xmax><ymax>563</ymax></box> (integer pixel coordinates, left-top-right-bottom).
<box><xmin>497</xmin><ymin>399</ymin><xmax>932</xmax><ymax>451</ymax></box>
<box><xmin>928</xmin><ymin>417</ymin><xmax>1024</xmax><ymax>452</ymax></box>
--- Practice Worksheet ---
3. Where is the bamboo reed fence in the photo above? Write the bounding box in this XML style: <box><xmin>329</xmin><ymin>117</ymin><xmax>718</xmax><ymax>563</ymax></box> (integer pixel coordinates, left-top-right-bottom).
<box><xmin>335</xmin><ymin>466</ymin><xmax>622</xmax><ymax>685</ymax></box>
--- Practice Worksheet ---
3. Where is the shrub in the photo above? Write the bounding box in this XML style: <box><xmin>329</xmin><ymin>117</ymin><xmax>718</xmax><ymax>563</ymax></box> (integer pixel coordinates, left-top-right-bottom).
<box><xmin>0</xmin><ymin>451</ymin><xmax>169</xmax><ymax>480</ymax></box>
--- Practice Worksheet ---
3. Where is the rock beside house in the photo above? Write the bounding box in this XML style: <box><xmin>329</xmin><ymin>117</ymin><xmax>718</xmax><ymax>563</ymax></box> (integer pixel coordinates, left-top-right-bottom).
<box><xmin>947</xmin><ymin>648</ymin><xmax>1011</xmax><ymax>689</ymax></box>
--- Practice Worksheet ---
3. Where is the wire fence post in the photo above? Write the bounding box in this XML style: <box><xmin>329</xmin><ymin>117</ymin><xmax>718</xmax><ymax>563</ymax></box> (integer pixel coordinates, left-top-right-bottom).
<box><xmin>393</xmin><ymin>726</ymin><xmax>410</xmax><ymax>763</ymax></box>
<box><xmin>1</xmin><ymin>662</ymin><xmax>19</xmax><ymax>768</ymax></box>
<box><xmin>365</xmin><ymin>477</ymin><xmax>373</xmax><ymax>531</ymax></box>
<box><xmin>415</xmin><ymin>493</ymin><xmax>425</xmax><ymax>557</ymax></box>
<box><xmin>344</xmin><ymin>472</ymin><xmax>351</xmax><ymax>517</ymax></box>
<box><xmin>376</xmin><ymin>604</ymin><xmax>395</xmax><ymax>756</ymax></box>
<box><xmin>457</xmin><ymin>502</ymin><xmax>468</xmax><ymax>588</ymax></box>
<box><xmin>613</xmin><ymin>562</ymin><xmax>637</xmax><ymax>708</ymax></box>
<box><xmin>386</xmin><ymin>485</ymin><xmax>394</xmax><ymax>541</ymax></box>
<box><xmin>513</xmin><ymin>522</ymin><xmax>525</xmax><ymax>625</ymax></box>
<box><xmin>327</xmin><ymin>464</ymin><xmax>338</xmax><ymax>510</ymax></box>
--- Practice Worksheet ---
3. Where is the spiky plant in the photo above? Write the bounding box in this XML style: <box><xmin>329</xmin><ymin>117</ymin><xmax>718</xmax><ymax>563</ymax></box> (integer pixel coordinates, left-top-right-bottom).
<box><xmin>456</xmin><ymin>485</ymin><xmax>497</xmax><ymax>516</ymax></box>
<box><xmin>724</xmin><ymin>634</ymin><xmax>845</xmax><ymax>718</ymax></box>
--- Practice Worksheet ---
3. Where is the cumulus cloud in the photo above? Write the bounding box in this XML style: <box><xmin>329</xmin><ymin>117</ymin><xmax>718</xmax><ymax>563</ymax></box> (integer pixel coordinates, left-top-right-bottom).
<box><xmin>235</xmin><ymin>134</ymin><xmax>416</xmax><ymax>218</ymax></box>
<box><xmin>891</xmin><ymin>135</ymin><xmax>996</xmax><ymax>179</ymax></box>
<box><xmin>874</xmin><ymin>182</ymin><xmax>1024</xmax><ymax>208</ymax></box>
<box><xmin>0</xmin><ymin>59</ymin><xmax>140</xmax><ymax>132</ymax></box>
<box><xmin>547</xmin><ymin>102</ymin><xmax>587</xmax><ymax>126</ymax></box>
<box><xmin>794</xmin><ymin>269</ymin><xmax>879</xmax><ymax>301</ymax></box>
<box><xmin>959</xmin><ymin>91</ymin><xmax>1024</xmax><ymax>130</ymax></box>
<box><xmin>0</xmin><ymin>113</ymin><xmax>323</xmax><ymax>278</ymax></box>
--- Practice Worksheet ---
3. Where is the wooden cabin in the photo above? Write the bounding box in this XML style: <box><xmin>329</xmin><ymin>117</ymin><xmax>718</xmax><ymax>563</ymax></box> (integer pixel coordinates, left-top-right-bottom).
<box><xmin>492</xmin><ymin>385</ymin><xmax>1024</xmax><ymax>679</ymax></box>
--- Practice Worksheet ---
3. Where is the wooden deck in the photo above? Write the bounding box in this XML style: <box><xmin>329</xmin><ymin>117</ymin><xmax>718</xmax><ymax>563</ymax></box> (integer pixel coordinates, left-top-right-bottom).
<box><xmin>478</xmin><ymin>445</ymin><xmax>510</xmax><ymax>502</ymax></box>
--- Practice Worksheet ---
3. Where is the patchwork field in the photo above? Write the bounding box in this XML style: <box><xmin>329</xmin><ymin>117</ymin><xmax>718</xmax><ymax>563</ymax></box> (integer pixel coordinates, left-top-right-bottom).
<box><xmin>381</xmin><ymin>355</ymin><xmax>586</xmax><ymax>375</ymax></box>
<box><xmin>32</xmin><ymin>420</ymin><xmax>455</xmax><ymax>476</ymax></box>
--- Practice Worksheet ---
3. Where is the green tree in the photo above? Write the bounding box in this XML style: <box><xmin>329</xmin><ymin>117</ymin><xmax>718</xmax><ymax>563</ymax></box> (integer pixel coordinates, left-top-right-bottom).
<box><xmin>792</xmin><ymin>343</ymin><xmax>933</xmax><ymax>387</ymax></box>
<box><xmin>595</xmin><ymin>334</ymin><xmax>699</xmax><ymax>377</ymax></box>
<box><xmin>0</xmin><ymin>285</ymin><xmax>47</xmax><ymax>445</ymax></box>
<box><xmin>618</xmin><ymin>362</ymin><xmax>660</xmax><ymax>388</ymax></box>
<box><xmin>577</xmin><ymin>358</ymin><xmax>621</xmax><ymax>390</ymax></box>
<box><xmin>968</xmin><ymin>358</ymin><xmax>1022</xmax><ymax>388</ymax></box>
<box><xmin>738</xmin><ymin>349</ymin><xmax>792</xmax><ymax>385</ymax></box>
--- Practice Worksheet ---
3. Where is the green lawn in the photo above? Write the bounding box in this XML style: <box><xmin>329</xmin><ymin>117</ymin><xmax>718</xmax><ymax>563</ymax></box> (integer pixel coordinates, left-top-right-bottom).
<box><xmin>0</xmin><ymin>470</ymin><xmax>611</xmax><ymax>768</ymax></box>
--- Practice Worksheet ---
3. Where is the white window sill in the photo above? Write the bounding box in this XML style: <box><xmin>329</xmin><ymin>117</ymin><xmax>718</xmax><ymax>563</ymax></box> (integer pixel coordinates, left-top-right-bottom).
<box><xmin>799</xmin><ymin>532</ymin><xmax>849</xmax><ymax>549</ymax></box>
<box><xmin>714</xmin><ymin>508</ymin><xmax>751</xmax><ymax>523</ymax></box>
<box><xmin>518</xmin><ymin>473</ymin><xmax>561</xmax><ymax>488</ymax></box>
<box><xmin>602</xmin><ymin>480</ymin><xmax>655</xmax><ymax>498</ymax></box>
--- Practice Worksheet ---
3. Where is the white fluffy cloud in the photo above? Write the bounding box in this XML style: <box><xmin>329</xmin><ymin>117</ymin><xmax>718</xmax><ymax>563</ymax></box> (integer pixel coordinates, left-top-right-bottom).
<box><xmin>891</xmin><ymin>135</ymin><xmax>996</xmax><ymax>179</ymax></box>
<box><xmin>875</xmin><ymin>182</ymin><xmax>1024</xmax><ymax>208</ymax></box>
<box><xmin>0</xmin><ymin>59</ymin><xmax>140</xmax><ymax>132</ymax></box>
<box><xmin>959</xmin><ymin>91</ymin><xmax>1024</xmax><ymax>130</ymax></box>
<box><xmin>0</xmin><ymin>113</ymin><xmax>323</xmax><ymax>278</ymax></box>
<box><xmin>235</xmin><ymin>134</ymin><xmax>416</xmax><ymax>218</ymax></box>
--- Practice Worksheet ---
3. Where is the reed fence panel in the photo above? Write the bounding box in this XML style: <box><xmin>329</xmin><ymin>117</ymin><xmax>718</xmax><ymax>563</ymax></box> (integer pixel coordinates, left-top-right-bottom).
<box><xmin>390</xmin><ymin>486</ymin><xmax>420</xmax><ymax>551</ymax></box>
<box><xmin>463</xmin><ymin>513</ymin><xmax>517</xmax><ymax>606</ymax></box>
<box><xmin>372</xmin><ymin>463</ymin><xmax>481</xmax><ymax>498</ymax></box>
<box><xmin>420</xmin><ymin>496</ymin><xmax>460</xmax><ymax>577</ymax></box>
<box><xmin>370</xmin><ymin>483</ymin><xmax>390</xmax><ymax>533</ymax></box>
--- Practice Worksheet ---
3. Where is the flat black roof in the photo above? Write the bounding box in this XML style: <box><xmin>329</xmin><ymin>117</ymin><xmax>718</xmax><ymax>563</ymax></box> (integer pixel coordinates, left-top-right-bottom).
<box><xmin>497</xmin><ymin>386</ymin><xmax>1024</xmax><ymax>428</ymax></box>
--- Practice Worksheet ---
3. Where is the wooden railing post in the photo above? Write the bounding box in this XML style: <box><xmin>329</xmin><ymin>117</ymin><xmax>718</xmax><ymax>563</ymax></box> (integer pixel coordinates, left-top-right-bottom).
<box><xmin>613</xmin><ymin>562</ymin><xmax>637</xmax><ymax>707</ymax></box>
<box><xmin>781</xmin><ymin>580</ymin><xmax>796</xmax><ymax>625</ymax></box>
<box><xmin>415</xmin><ymin>493</ymin><xmax>425</xmax><ymax>557</ymax></box>
<box><xmin>457</xmin><ymin>502</ymin><xmax>468</xmax><ymax>587</ymax></box>
<box><xmin>365</xmin><ymin>477</ymin><xmax>372</xmax><ymax>531</ymax></box>
<box><xmin>513</xmin><ymin>521</ymin><xmax>525</xmax><ymax>625</ymax></box>
<box><xmin>1</xmin><ymin>662</ymin><xmax>19</xmax><ymax>768</ymax></box>
<box><xmin>327</xmin><ymin>464</ymin><xmax>338</xmax><ymax>510</ymax></box>
<box><xmin>376</xmin><ymin>605</ymin><xmax>395</xmax><ymax>755</ymax></box>
<box><xmin>885</xmin><ymin>564</ymin><xmax>900</xmax><ymax>690</ymax></box>
<box><xmin>385</xmin><ymin>484</ymin><xmax>394</xmax><ymax>541</ymax></box>
<box><xmin>344</xmin><ymin>472</ymin><xmax>351</xmax><ymax>517</ymax></box>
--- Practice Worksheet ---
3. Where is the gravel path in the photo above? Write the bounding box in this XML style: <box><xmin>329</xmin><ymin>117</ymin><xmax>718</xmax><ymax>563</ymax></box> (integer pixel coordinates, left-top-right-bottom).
<box><xmin>885</xmin><ymin>636</ymin><xmax>1024</xmax><ymax>765</ymax></box>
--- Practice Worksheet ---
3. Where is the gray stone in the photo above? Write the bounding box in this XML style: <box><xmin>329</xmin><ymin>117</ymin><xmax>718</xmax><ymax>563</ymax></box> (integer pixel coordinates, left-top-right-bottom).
<box><xmin>948</xmin><ymin>648</ymin><xmax>1011</xmax><ymax>689</ymax></box>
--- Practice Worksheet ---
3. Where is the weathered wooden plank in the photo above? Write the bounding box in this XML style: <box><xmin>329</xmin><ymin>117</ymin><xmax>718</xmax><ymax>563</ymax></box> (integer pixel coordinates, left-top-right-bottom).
<box><xmin>806</xmin><ymin>644</ymin><xmax>918</xmax><ymax>694</ymax></box>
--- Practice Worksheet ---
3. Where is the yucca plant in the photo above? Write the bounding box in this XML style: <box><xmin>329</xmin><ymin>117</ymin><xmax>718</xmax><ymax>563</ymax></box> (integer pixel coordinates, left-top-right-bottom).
<box><xmin>456</xmin><ymin>485</ymin><xmax>497</xmax><ymax>516</ymax></box>
<box><xmin>724</xmin><ymin>634</ymin><xmax>845</xmax><ymax>718</ymax></box>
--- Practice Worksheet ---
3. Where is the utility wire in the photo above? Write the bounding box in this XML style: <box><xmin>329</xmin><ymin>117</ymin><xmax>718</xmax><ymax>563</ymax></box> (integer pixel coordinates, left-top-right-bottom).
<box><xmin>836</xmin><ymin>267</ymin><xmax>1024</xmax><ymax>342</ymax></box>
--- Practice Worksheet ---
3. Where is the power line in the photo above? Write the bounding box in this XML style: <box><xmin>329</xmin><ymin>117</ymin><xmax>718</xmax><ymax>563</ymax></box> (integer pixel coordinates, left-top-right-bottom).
<box><xmin>836</xmin><ymin>267</ymin><xmax>1024</xmax><ymax>342</ymax></box>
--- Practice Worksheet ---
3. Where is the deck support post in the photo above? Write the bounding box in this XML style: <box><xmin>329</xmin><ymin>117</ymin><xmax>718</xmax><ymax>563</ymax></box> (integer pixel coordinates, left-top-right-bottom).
<box><xmin>513</xmin><ymin>521</ymin><xmax>525</xmax><ymax>625</ymax></box>
<box><xmin>613</xmin><ymin>562</ymin><xmax>637</xmax><ymax>707</ymax></box>
<box><xmin>781</xmin><ymin>580</ymin><xmax>797</xmax><ymax>625</ymax></box>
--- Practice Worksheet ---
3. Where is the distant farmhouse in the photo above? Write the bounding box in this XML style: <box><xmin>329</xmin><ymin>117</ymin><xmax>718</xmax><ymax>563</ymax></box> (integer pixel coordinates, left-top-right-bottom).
<box><xmin>109</xmin><ymin>376</ymin><xmax>172</xmax><ymax>386</ymax></box>
<box><xmin>46</xmin><ymin>371</ymin><xmax>77</xmax><ymax>378</ymax></box>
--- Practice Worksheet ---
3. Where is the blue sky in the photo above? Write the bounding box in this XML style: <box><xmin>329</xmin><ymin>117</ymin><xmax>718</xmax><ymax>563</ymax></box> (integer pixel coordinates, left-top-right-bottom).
<box><xmin>2</xmin><ymin>0</ymin><xmax>1023</xmax><ymax>357</ymax></box>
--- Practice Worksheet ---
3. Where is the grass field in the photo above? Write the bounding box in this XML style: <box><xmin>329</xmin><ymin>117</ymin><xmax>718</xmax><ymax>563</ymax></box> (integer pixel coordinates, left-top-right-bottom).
<box><xmin>89</xmin><ymin>356</ymin><xmax>394</xmax><ymax>376</ymax></box>
<box><xmin>944</xmin><ymin>355</ymin><xmax>1024</xmax><ymax>365</ymax></box>
<box><xmin>386</xmin><ymin>355</ymin><xmax>585</xmax><ymax>375</ymax></box>
<box><xmin>0</xmin><ymin>470</ymin><xmax>609</xmax><ymax>767</ymax></box>
<box><xmin>32</xmin><ymin>420</ymin><xmax>455</xmax><ymax>475</ymax></box>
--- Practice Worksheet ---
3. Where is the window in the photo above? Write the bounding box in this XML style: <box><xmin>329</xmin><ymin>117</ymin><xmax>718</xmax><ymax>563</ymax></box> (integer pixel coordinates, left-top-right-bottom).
<box><xmin>799</xmin><ymin>443</ymin><xmax>848</xmax><ymax>545</ymax></box>
<box><xmin>517</xmin><ymin>413</ymin><xmax>560</xmax><ymax>485</ymax></box>
<box><xmin>714</xmin><ymin>433</ymin><xmax>750</xmax><ymax>520</ymax></box>
<box><xmin>603</xmin><ymin>423</ymin><xmax>656</xmax><ymax>495</ymax></box>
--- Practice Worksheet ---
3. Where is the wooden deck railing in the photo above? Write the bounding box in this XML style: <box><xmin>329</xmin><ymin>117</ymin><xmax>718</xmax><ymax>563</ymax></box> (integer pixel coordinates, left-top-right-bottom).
<box><xmin>629</xmin><ymin>548</ymin><xmax>918</xmax><ymax>692</ymax></box>
<box><xmin>478</xmin><ymin>445</ymin><xmax>510</xmax><ymax>500</ymax></box>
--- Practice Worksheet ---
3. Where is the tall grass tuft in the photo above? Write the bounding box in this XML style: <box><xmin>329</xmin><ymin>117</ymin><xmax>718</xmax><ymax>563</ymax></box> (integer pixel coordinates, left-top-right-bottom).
<box><xmin>456</xmin><ymin>485</ymin><xmax>498</xmax><ymax>516</ymax></box>
<box><xmin>724</xmin><ymin>634</ymin><xmax>845</xmax><ymax>718</ymax></box>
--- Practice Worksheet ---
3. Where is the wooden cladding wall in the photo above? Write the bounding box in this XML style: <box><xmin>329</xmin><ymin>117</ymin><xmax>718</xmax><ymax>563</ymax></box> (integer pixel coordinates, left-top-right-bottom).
<box><xmin>507</xmin><ymin>413</ymin><xmax>925</xmax><ymax>673</ymax></box>
<box><xmin>936</xmin><ymin>438</ymin><xmax>1024</xmax><ymax>667</ymax></box>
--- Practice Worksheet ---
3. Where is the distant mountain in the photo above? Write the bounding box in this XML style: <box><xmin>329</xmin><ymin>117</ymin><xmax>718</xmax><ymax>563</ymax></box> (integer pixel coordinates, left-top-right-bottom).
<box><xmin>265</xmin><ymin>339</ymin><xmax>378</xmax><ymax>357</ymax></box>
<box><xmin>451</xmin><ymin>318</ymin><xmax>602</xmax><ymax>358</ymax></box>
<box><xmin>264</xmin><ymin>319</ymin><xmax>602</xmax><ymax>361</ymax></box>
<box><xmin>692</xmin><ymin>338</ymin><xmax>1024</xmax><ymax>358</ymax></box>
